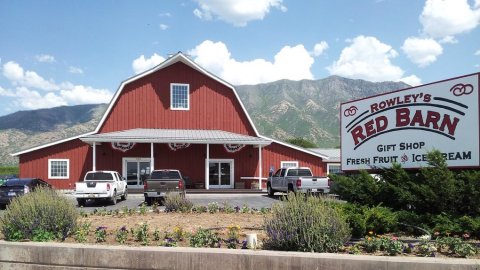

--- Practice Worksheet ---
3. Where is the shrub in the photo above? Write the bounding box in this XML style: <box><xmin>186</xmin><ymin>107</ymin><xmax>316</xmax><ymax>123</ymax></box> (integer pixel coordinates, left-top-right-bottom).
<box><xmin>330</xmin><ymin>171</ymin><xmax>380</xmax><ymax>206</ymax></box>
<box><xmin>134</xmin><ymin>223</ymin><xmax>149</xmax><ymax>246</ymax></box>
<box><xmin>0</xmin><ymin>186</ymin><xmax>78</xmax><ymax>241</ymax></box>
<box><xmin>74</xmin><ymin>222</ymin><xmax>91</xmax><ymax>243</ymax></box>
<box><xmin>188</xmin><ymin>228</ymin><xmax>220</xmax><ymax>248</ymax></box>
<box><xmin>395</xmin><ymin>211</ymin><xmax>427</xmax><ymax>236</ymax></box>
<box><xmin>115</xmin><ymin>226</ymin><xmax>129</xmax><ymax>244</ymax></box>
<box><xmin>333</xmin><ymin>203</ymin><xmax>367</xmax><ymax>238</ymax></box>
<box><xmin>263</xmin><ymin>193</ymin><xmax>350</xmax><ymax>253</ymax></box>
<box><xmin>94</xmin><ymin>226</ymin><xmax>107</xmax><ymax>243</ymax></box>
<box><xmin>164</xmin><ymin>193</ymin><xmax>193</xmax><ymax>212</ymax></box>
<box><xmin>364</xmin><ymin>205</ymin><xmax>397</xmax><ymax>235</ymax></box>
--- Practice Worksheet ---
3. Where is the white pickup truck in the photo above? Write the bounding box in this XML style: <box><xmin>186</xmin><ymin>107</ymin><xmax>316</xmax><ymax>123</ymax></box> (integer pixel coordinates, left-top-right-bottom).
<box><xmin>267</xmin><ymin>167</ymin><xmax>331</xmax><ymax>196</ymax></box>
<box><xmin>73</xmin><ymin>171</ymin><xmax>128</xmax><ymax>206</ymax></box>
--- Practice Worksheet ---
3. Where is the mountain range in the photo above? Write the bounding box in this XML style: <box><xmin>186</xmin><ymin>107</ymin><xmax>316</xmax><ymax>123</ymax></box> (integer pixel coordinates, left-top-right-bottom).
<box><xmin>0</xmin><ymin>76</ymin><xmax>408</xmax><ymax>166</ymax></box>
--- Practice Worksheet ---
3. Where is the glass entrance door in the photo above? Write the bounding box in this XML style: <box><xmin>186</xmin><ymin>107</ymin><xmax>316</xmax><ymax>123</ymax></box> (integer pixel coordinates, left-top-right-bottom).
<box><xmin>123</xmin><ymin>158</ymin><xmax>151</xmax><ymax>188</ymax></box>
<box><xmin>208</xmin><ymin>159</ymin><xmax>233</xmax><ymax>188</ymax></box>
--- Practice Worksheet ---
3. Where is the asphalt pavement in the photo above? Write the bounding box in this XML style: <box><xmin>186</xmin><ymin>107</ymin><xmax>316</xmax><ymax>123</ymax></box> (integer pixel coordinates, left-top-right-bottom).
<box><xmin>64</xmin><ymin>193</ymin><xmax>284</xmax><ymax>213</ymax></box>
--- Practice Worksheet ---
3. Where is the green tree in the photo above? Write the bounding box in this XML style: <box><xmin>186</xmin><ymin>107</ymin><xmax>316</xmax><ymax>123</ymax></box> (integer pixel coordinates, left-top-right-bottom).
<box><xmin>285</xmin><ymin>137</ymin><xmax>317</xmax><ymax>148</ymax></box>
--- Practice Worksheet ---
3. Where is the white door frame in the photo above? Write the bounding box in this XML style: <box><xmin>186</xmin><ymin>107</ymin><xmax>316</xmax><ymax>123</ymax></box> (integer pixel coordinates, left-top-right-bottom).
<box><xmin>122</xmin><ymin>157</ymin><xmax>151</xmax><ymax>188</ymax></box>
<box><xmin>206</xmin><ymin>159</ymin><xmax>234</xmax><ymax>189</ymax></box>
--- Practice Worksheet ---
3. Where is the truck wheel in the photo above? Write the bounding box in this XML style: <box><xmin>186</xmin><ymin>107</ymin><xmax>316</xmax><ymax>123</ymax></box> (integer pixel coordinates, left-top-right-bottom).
<box><xmin>77</xmin><ymin>199</ymin><xmax>86</xmax><ymax>207</ymax></box>
<box><xmin>267</xmin><ymin>184</ymin><xmax>275</xmax><ymax>197</ymax></box>
<box><xmin>287</xmin><ymin>184</ymin><xmax>295</xmax><ymax>194</ymax></box>
<box><xmin>110</xmin><ymin>191</ymin><xmax>117</xmax><ymax>205</ymax></box>
<box><xmin>121</xmin><ymin>189</ymin><xmax>128</xmax><ymax>201</ymax></box>
<box><xmin>145</xmin><ymin>197</ymin><xmax>152</xmax><ymax>206</ymax></box>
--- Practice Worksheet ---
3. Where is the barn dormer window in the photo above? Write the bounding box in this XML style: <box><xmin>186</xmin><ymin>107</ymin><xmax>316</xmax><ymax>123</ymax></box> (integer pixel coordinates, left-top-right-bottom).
<box><xmin>170</xmin><ymin>83</ymin><xmax>190</xmax><ymax>110</ymax></box>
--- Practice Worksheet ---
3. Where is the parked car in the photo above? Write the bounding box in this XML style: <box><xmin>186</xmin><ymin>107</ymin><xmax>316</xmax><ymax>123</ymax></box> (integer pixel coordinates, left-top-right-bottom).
<box><xmin>73</xmin><ymin>171</ymin><xmax>127</xmax><ymax>206</ymax></box>
<box><xmin>144</xmin><ymin>169</ymin><xmax>186</xmax><ymax>206</ymax></box>
<box><xmin>0</xmin><ymin>178</ymin><xmax>51</xmax><ymax>208</ymax></box>
<box><xmin>0</xmin><ymin>174</ymin><xmax>17</xmax><ymax>186</ymax></box>
<box><xmin>267</xmin><ymin>167</ymin><xmax>332</xmax><ymax>196</ymax></box>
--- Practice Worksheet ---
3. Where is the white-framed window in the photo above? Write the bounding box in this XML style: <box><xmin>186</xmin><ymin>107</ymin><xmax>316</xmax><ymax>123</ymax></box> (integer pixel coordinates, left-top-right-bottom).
<box><xmin>48</xmin><ymin>159</ymin><xmax>69</xmax><ymax>179</ymax></box>
<box><xmin>327</xmin><ymin>163</ymin><xmax>342</xmax><ymax>175</ymax></box>
<box><xmin>280</xmin><ymin>161</ymin><xmax>299</xmax><ymax>168</ymax></box>
<box><xmin>170</xmin><ymin>83</ymin><xmax>190</xmax><ymax>110</ymax></box>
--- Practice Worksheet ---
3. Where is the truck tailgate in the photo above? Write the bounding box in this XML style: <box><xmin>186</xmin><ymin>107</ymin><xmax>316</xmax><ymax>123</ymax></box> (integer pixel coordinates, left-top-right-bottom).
<box><xmin>75</xmin><ymin>181</ymin><xmax>112</xmax><ymax>194</ymax></box>
<box><xmin>298</xmin><ymin>177</ymin><xmax>329</xmax><ymax>191</ymax></box>
<box><xmin>145</xmin><ymin>180</ymin><xmax>180</xmax><ymax>192</ymax></box>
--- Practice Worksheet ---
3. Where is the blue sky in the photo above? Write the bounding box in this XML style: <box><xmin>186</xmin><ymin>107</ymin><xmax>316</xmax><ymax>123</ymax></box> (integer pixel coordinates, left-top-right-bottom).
<box><xmin>0</xmin><ymin>0</ymin><xmax>479</xmax><ymax>116</ymax></box>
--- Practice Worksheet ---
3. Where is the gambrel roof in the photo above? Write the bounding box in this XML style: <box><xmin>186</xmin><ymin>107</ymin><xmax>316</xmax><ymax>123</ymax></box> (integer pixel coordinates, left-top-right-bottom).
<box><xmin>12</xmin><ymin>52</ymin><xmax>328</xmax><ymax>160</ymax></box>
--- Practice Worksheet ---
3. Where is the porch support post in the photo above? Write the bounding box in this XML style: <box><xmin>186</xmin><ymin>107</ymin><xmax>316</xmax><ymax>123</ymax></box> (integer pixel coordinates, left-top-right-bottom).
<box><xmin>258</xmin><ymin>144</ymin><xmax>262</xmax><ymax>190</ymax></box>
<box><xmin>92</xmin><ymin>142</ymin><xmax>96</xmax><ymax>171</ymax></box>
<box><xmin>150</xmin><ymin>142</ymin><xmax>154</xmax><ymax>172</ymax></box>
<box><xmin>205</xmin><ymin>144</ymin><xmax>210</xmax><ymax>190</ymax></box>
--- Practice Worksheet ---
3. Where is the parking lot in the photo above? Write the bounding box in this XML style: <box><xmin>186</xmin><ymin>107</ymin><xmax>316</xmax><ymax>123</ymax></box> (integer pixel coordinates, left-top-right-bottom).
<box><xmin>70</xmin><ymin>193</ymin><xmax>282</xmax><ymax>212</ymax></box>
<box><xmin>0</xmin><ymin>192</ymin><xmax>283</xmax><ymax>214</ymax></box>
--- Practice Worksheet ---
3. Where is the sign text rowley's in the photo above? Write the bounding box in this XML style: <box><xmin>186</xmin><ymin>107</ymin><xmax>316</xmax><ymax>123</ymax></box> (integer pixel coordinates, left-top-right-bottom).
<box><xmin>340</xmin><ymin>73</ymin><xmax>480</xmax><ymax>170</ymax></box>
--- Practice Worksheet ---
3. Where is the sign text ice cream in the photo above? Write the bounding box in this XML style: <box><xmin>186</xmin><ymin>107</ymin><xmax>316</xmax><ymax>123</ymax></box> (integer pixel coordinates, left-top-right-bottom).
<box><xmin>341</xmin><ymin>73</ymin><xmax>480</xmax><ymax>170</ymax></box>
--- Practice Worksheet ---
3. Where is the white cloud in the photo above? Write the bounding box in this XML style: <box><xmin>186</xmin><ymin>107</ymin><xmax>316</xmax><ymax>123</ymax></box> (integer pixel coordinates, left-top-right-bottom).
<box><xmin>189</xmin><ymin>40</ymin><xmax>314</xmax><ymax>85</ymax></box>
<box><xmin>402</xmin><ymin>37</ymin><xmax>443</xmax><ymax>67</ymax></box>
<box><xmin>399</xmin><ymin>75</ymin><xmax>422</xmax><ymax>86</ymax></box>
<box><xmin>312</xmin><ymin>41</ymin><xmax>329</xmax><ymax>57</ymax></box>
<box><xmin>193</xmin><ymin>0</ymin><xmax>287</xmax><ymax>27</ymax></box>
<box><xmin>420</xmin><ymin>0</ymin><xmax>480</xmax><ymax>39</ymax></box>
<box><xmin>3</xmin><ymin>61</ymin><xmax>59</xmax><ymax>91</ymax></box>
<box><xmin>35</xmin><ymin>54</ymin><xmax>55</xmax><ymax>63</ymax></box>
<box><xmin>68</xmin><ymin>66</ymin><xmax>84</xmax><ymax>74</ymax></box>
<box><xmin>132</xmin><ymin>53</ymin><xmax>166</xmax><ymax>74</ymax></box>
<box><xmin>14</xmin><ymin>87</ymin><xmax>67</xmax><ymax>109</ymax></box>
<box><xmin>1</xmin><ymin>61</ymin><xmax>113</xmax><ymax>110</ymax></box>
<box><xmin>439</xmin><ymin>35</ymin><xmax>458</xmax><ymax>44</ymax></box>
<box><xmin>327</xmin><ymin>35</ymin><xmax>412</xmax><ymax>82</ymax></box>
<box><xmin>159</xmin><ymin>24</ymin><xmax>169</xmax><ymax>30</ymax></box>
<box><xmin>0</xmin><ymin>86</ymin><xmax>15</xmax><ymax>97</ymax></box>
<box><xmin>59</xmin><ymin>84</ymin><xmax>112</xmax><ymax>104</ymax></box>
<box><xmin>475</xmin><ymin>49</ymin><xmax>480</xmax><ymax>55</ymax></box>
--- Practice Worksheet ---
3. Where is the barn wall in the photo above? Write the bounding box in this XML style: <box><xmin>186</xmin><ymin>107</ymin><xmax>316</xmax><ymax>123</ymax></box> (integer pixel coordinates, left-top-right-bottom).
<box><xmin>95</xmin><ymin>143</ymin><xmax>259</xmax><ymax>186</ymax></box>
<box><xmin>19</xmin><ymin>139</ymin><xmax>91</xmax><ymax>189</ymax></box>
<box><xmin>99</xmin><ymin>62</ymin><xmax>256</xmax><ymax>136</ymax></box>
<box><xmin>262</xmin><ymin>142</ymin><xmax>327</xmax><ymax>177</ymax></box>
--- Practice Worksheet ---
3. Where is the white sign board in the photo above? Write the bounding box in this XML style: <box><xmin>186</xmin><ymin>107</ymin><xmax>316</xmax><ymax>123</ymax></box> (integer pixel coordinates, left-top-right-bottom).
<box><xmin>341</xmin><ymin>73</ymin><xmax>480</xmax><ymax>171</ymax></box>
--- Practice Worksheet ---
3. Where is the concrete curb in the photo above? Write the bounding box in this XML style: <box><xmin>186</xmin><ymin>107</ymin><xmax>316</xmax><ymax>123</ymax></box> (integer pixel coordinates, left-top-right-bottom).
<box><xmin>0</xmin><ymin>241</ymin><xmax>479</xmax><ymax>270</ymax></box>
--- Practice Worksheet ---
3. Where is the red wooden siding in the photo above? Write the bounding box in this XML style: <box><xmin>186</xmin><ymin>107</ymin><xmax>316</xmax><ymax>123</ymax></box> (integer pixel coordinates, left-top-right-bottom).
<box><xmin>95</xmin><ymin>143</ymin><xmax>258</xmax><ymax>184</ymax></box>
<box><xmin>261</xmin><ymin>142</ymin><xmax>327</xmax><ymax>177</ymax></box>
<box><xmin>19</xmin><ymin>139</ymin><xmax>92</xmax><ymax>189</ymax></box>
<box><xmin>99</xmin><ymin>62</ymin><xmax>256</xmax><ymax>136</ymax></box>
<box><xmin>17</xmin><ymin>59</ymin><xmax>327</xmax><ymax>189</ymax></box>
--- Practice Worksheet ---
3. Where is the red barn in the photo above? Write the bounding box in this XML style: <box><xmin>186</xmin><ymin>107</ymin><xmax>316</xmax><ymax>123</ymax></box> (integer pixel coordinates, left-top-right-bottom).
<box><xmin>12</xmin><ymin>52</ymin><xmax>328</xmax><ymax>190</ymax></box>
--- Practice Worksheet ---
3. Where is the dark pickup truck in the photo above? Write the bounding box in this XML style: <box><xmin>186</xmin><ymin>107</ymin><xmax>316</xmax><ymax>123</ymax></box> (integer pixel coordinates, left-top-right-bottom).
<box><xmin>143</xmin><ymin>169</ymin><xmax>186</xmax><ymax>206</ymax></box>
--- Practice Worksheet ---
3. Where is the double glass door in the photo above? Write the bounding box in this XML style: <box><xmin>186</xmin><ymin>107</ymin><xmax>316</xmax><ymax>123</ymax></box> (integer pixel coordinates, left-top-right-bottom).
<box><xmin>123</xmin><ymin>158</ymin><xmax>151</xmax><ymax>188</ymax></box>
<box><xmin>208</xmin><ymin>159</ymin><xmax>233</xmax><ymax>188</ymax></box>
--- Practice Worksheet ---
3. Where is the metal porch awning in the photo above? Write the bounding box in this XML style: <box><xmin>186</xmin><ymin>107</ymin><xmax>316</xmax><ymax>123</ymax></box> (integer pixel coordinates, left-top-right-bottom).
<box><xmin>80</xmin><ymin>128</ymin><xmax>271</xmax><ymax>146</ymax></box>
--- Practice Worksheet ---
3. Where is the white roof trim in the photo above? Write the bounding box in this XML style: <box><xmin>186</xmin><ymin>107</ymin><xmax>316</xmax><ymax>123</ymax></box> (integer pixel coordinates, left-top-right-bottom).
<box><xmin>80</xmin><ymin>128</ymin><xmax>271</xmax><ymax>145</ymax></box>
<box><xmin>258</xmin><ymin>135</ymin><xmax>329</xmax><ymax>160</ymax></box>
<box><xmin>93</xmin><ymin>52</ymin><xmax>260</xmax><ymax>136</ymax></box>
<box><xmin>11</xmin><ymin>131</ymin><xmax>96</xmax><ymax>156</ymax></box>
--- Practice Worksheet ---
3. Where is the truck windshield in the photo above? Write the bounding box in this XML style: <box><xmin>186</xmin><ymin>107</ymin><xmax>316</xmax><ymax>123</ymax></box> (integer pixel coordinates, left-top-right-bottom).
<box><xmin>149</xmin><ymin>171</ymin><xmax>181</xmax><ymax>179</ymax></box>
<box><xmin>286</xmin><ymin>169</ymin><xmax>312</xmax><ymax>177</ymax></box>
<box><xmin>85</xmin><ymin>173</ymin><xmax>114</xmax><ymax>180</ymax></box>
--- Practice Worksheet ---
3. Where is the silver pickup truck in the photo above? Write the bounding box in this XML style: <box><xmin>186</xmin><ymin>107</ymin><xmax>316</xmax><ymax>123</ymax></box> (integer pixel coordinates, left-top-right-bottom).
<box><xmin>144</xmin><ymin>169</ymin><xmax>186</xmax><ymax>206</ymax></box>
<box><xmin>267</xmin><ymin>167</ymin><xmax>331</xmax><ymax>196</ymax></box>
